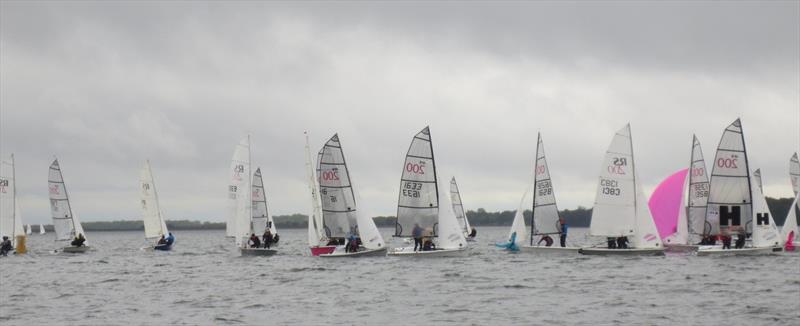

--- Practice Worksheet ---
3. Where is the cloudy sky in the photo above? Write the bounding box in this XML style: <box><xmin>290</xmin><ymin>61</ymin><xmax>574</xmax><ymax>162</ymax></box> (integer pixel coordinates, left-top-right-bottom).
<box><xmin>1</xmin><ymin>1</ymin><xmax>798</xmax><ymax>224</ymax></box>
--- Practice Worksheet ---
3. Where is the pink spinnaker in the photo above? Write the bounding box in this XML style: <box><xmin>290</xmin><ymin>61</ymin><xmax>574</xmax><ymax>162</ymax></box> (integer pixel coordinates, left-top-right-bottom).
<box><xmin>648</xmin><ymin>169</ymin><xmax>689</xmax><ymax>241</ymax></box>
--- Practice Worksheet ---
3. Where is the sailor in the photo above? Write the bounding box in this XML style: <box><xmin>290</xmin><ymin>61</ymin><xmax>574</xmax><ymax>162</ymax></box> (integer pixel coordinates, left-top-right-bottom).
<box><xmin>422</xmin><ymin>238</ymin><xmax>436</xmax><ymax>251</ymax></box>
<box><xmin>495</xmin><ymin>232</ymin><xmax>519</xmax><ymax>251</ymax></box>
<box><xmin>165</xmin><ymin>232</ymin><xmax>175</xmax><ymax>245</ymax></box>
<box><xmin>0</xmin><ymin>236</ymin><xmax>13</xmax><ymax>256</ymax></box>
<box><xmin>469</xmin><ymin>227</ymin><xmax>477</xmax><ymax>238</ymax></box>
<box><xmin>607</xmin><ymin>237</ymin><xmax>617</xmax><ymax>249</ymax></box>
<box><xmin>721</xmin><ymin>234</ymin><xmax>732</xmax><ymax>250</ymax></box>
<box><xmin>262</xmin><ymin>229</ymin><xmax>273</xmax><ymax>249</ymax></box>
<box><xmin>559</xmin><ymin>218</ymin><xmax>568</xmax><ymax>247</ymax></box>
<box><xmin>71</xmin><ymin>233</ymin><xmax>86</xmax><ymax>247</ymax></box>
<box><xmin>412</xmin><ymin>223</ymin><xmax>424</xmax><ymax>252</ymax></box>
<box><xmin>157</xmin><ymin>235</ymin><xmax>167</xmax><ymax>245</ymax></box>
<box><xmin>616</xmin><ymin>236</ymin><xmax>628</xmax><ymax>249</ymax></box>
<box><xmin>785</xmin><ymin>231</ymin><xmax>796</xmax><ymax>252</ymax></box>
<box><xmin>538</xmin><ymin>235</ymin><xmax>554</xmax><ymax>247</ymax></box>
<box><xmin>734</xmin><ymin>233</ymin><xmax>746</xmax><ymax>249</ymax></box>
<box><xmin>249</xmin><ymin>233</ymin><xmax>261</xmax><ymax>248</ymax></box>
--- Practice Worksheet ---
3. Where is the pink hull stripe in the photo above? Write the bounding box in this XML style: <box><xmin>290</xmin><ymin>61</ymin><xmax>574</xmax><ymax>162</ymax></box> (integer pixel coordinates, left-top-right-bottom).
<box><xmin>649</xmin><ymin>168</ymin><xmax>689</xmax><ymax>241</ymax></box>
<box><xmin>310</xmin><ymin>246</ymin><xmax>337</xmax><ymax>256</ymax></box>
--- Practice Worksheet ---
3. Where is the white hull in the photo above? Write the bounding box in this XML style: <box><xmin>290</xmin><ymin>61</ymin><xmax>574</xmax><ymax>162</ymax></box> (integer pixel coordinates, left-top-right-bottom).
<box><xmin>318</xmin><ymin>247</ymin><xmax>387</xmax><ymax>258</ymax></box>
<box><xmin>579</xmin><ymin>247</ymin><xmax>665</xmax><ymax>256</ymax></box>
<box><xmin>387</xmin><ymin>246</ymin><xmax>468</xmax><ymax>257</ymax></box>
<box><xmin>240</xmin><ymin>247</ymin><xmax>278</xmax><ymax>256</ymax></box>
<box><xmin>519</xmin><ymin>245</ymin><xmax>580</xmax><ymax>253</ymax></box>
<box><xmin>664</xmin><ymin>243</ymin><xmax>700</xmax><ymax>252</ymax></box>
<box><xmin>61</xmin><ymin>246</ymin><xmax>91</xmax><ymax>253</ymax></box>
<box><xmin>696</xmin><ymin>246</ymin><xmax>775</xmax><ymax>256</ymax></box>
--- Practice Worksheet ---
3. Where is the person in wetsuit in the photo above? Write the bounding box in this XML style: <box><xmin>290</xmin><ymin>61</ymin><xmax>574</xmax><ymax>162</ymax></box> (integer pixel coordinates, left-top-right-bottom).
<box><xmin>607</xmin><ymin>237</ymin><xmax>617</xmax><ymax>249</ymax></box>
<box><xmin>248</xmin><ymin>233</ymin><xmax>261</xmax><ymax>248</ymax></box>
<box><xmin>559</xmin><ymin>218</ymin><xmax>568</xmax><ymax>247</ymax></box>
<box><xmin>157</xmin><ymin>235</ymin><xmax>167</xmax><ymax>245</ymax></box>
<box><xmin>469</xmin><ymin>227</ymin><xmax>477</xmax><ymax>238</ymax></box>
<box><xmin>537</xmin><ymin>235</ymin><xmax>554</xmax><ymax>247</ymax></box>
<box><xmin>71</xmin><ymin>233</ymin><xmax>86</xmax><ymax>247</ymax></box>
<box><xmin>616</xmin><ymin>236</ymin><xmax>628</xmax><ymax>249</ymax></box>
<box><xmin>412</xmin><ymin>223</ymin><xmax>423</xmax><ymax>252</ymax></box>
<box><xmin>0</xmin><ymin>236</ymin><xmax>13</xmax><ymax>256</ymax></box>
<box><xmin>734</xmin><ymin>233</ymin><xmax>746</xmax><ymax>249</ymax></box>
<box><xmin>165</xmin><ymin>232</ymin><xmax>175</xmax><ymax>245</ymax></box>
<box><xmin>262</xmin><ymin>229</ymin><xmax>273</xmax><ymax>249</ymax></box>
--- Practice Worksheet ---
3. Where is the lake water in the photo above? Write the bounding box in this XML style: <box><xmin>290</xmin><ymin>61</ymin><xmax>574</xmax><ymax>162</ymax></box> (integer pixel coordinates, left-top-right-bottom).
<box><xmin>1</xmin><ymin>227</ymin><xmax>798</xmax><ymax>325</ymax></box>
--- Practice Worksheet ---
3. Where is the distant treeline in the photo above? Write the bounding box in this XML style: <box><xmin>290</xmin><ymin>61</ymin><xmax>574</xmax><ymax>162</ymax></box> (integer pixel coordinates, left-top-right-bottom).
<box><xmin>62</xmin><ymin>197</ymin><xmax>795</xmax><ymax>231</ymax></box>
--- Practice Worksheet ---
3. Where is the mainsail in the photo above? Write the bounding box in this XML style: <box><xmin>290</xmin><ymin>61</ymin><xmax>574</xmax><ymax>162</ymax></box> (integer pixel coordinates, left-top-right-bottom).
<box><xmin>790</xmin><ymin>153</ymin><xmax>799</xmax><ymax>197</ymax></box>
<box><xmin>510</xmin><ymin>186</ymin><xmax>531</xmax><ymax>248</ymax></box>
<box><xmin>531</xmin><ymin>133</ymin><xmax>561</xmax><ymax>243</ymax></box>
<box><xmin>305</xmin><ymin>132</ymin><xmax>326</xmax><ymax>247</ymax></box>
<box><xmin>687</xmin><ymin>135</ymin><xmax>710</xmax><ymax>236</ymax></box>
<box><xmin>39</xmin><ymin>224</ymin><xmax>46</xmax><ymax>235</ymax></box>
<box><xmin>317</xmin><ymin>134</ymin><xmax>357</xmax><ymax>238</ymax></box>
<box><xmin>226</xmin><ymin>136</ymin><xmax>252</xmax><ymax>247</ymax></box>
<box><xmin>251</xmin><ymin>168</ymin><xmax>275</xmax><ymax>236</ymax></box>
<box><xmin>437</xmin><ymin>178</ymin><xmax>467</xmax><ymax>250</ymax></box>
<box><xmin>706</xmin><ymin>119</ymin><xmax>752</xmax><ymax>236</ymax></box>
<box><xmin>449</xmin><ymin>177</ymin><xmax>472</xmax><ymax>236</ymax></box>
<box><xmin>395</xmin><ymin>126</ymin><xmax>439</xmax><ymax>237</ymax></box>
<box><xmin>48</xmin><ymin>159</ymin><xmax>85</xmax><ymax>241</ymax></box>
<box><xmin>751</xmin><ymin>175</ymin><xmax>780</xmax><ymax>248</ymax></box>
<box><xmin>140</xmin><ymin>160</ymin><xmax>168</xmax><ymax>239</ymax></box>
<box><xmin>0</xmin><ymin>155</ymin><xmax>24</xmax><ymax>244</ymax></box>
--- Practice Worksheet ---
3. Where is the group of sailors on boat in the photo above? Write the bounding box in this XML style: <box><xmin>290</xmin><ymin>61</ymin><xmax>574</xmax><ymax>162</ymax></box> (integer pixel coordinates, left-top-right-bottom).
<box><xmin>248</xmin><ymin>228</ymin><xmax>279</xmax><ymax>249</ymax></box>
<box><xmin>156</xmin><ymin>233</ymin><xmax>176</xmax><ymax>247</ymax></box>
<box><xmin>605</xmin><ymin>236</ymin><xmax>630</xmax><ymax>249</ymax></box>
<box><xmin>695</xmin><ymin>226</ymin><xmax>751</xmax><ymax>250</ymax></box>
<box><xmin>70</xmin><ymin>233</ymin><xmax>86</xmax><ymax>247</ymax></box>
<box><xmin>410</xmin><ymin>223</ymin><xmax>441</xmax><ymax>252</ymax></box>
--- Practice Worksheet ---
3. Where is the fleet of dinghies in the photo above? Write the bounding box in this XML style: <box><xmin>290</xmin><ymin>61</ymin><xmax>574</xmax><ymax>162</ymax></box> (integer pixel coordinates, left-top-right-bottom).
<box><xmin>1</xmin><ymin>119</ymin><xmax>798</xmax><ymax>258</ymax></box>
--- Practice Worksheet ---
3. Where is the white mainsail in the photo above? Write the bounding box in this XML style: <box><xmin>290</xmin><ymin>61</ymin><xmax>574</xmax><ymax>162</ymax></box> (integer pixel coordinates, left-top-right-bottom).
<box><xmin>687</xmin><ymin>135</ymin><xmax>710</xmax><ymax>236</ymax></box>
<box><xmin>48</xmin><ymin>159</ymin><xmax>85</xmax><ymax>241</ymax></box>
<box><xmin>449</xmin><ymin>177</ymin><xmax>472</xmax><ymax>236</ymax></box>
<box><xmin>26</xmin><ymin>224</ymin><xmax>31</xmax><ymax>235</ymax></box>
<box><xmin>509</xmin><ymin>186</ymin><xmax>531</xmax><ymax>248</ymax></box>
<box><xmin>790</xmin><ymin>153</ymin><xmax>799</xmax><ymax>197</ymax></box>
<box><xmin>305</xmin><ymin>132</ymin><xmax>326</xmax><ymax>247</ymax></box>
<box><xmin>317</xmin><ymin>134</ymin><xmax>357</xmax><ymax>238</ymax></box>
<box><xmin>140</xmin><ymin>160</ymin><xmax>168</xmax><ymax>239</ymax></box>
<box><xmin>396</xmin><ymin>126</ymin><xmax>439</xmax><ymax>237</ymax></box>
<box><xmin>589</xmin><ymin>124</ymin><xmax>661</xmax><ymax>248</ymax></box>
<box><xmin>39</xmin><ymin>224</ymin><xmax>46</xmax><ymax>235</ymax></box>
<box><xmin>0</xmin><ymin>155</ymin><xmax>24</xmax><ymax>245</ymax></box>
<box><xmin>251</xmin><ymin>168</ymin><xmax>275</xmax><ymax>236</ymax></box>
<box><xmin>436</xmin><ymin>178</ymin><xmax>467</xmax><ymax>250</ymax></box>
<box><xmin>781</xmin><ymin>193</ymin><xmax>799</xmax><ymax>245</ymax></box>
<box><xmin>531</xmin><ymin>133</ymin><xmax>562</xmax><ymax>242</ymax></box>
<box><xmin>706</xmin><ymin>119</ymin><xmax>752</xmax><ymax>236</ymax></box>
<box><xmin>751</xmin><ymin>174</ymin><xmax>780</xmax><ymax>248</ymax></box>
<box><xmin>226</xmin><ymin>136</ymin><xmax>252</xmax><ymax>247</ymax></box>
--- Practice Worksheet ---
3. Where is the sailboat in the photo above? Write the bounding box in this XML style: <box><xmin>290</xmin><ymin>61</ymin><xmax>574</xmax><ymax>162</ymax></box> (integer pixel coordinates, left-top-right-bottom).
<box><xmin>449</xmin><ymin>177</ymin><xmax>475</xmax><ymax>241</ymax></box>
<box><xmin>316</xmin><ymin>134</ymin><xmax>387</xmax><ymax>257</ymax></box>
<box><xmin>388</xmin><ymin>126</ymin><xmax>468</xmax><ymax>257</ymax></box>
<box><xmin>522</xmin><ymin>133</ymin><xmax>579</xmax><ymax>253</ymax></box>
<box><xmin>790</xmin><ymin>153</ymin><xmax>799</xmax><ymax>197</ymax></box>
<box><xmin>228</xmin><ymin>136</ymin><xmax>276</xmax><ymax>256</ymax></box>
<box><xmin>48</xmin><ymin>159</ymin><xmax>90</xmax><ymax>253</ymax></box>
<box><xmin>496</xmin><ymin>186</ymin><xmax>531</xmax><ymax>252</ymax></box>
<box><xmin>579</xmin><ymin>124</ymin><xmax>664</xmax><ymax>256</ymax></box>
<box><xmin>1</xmin><ymin>154</ymin><xmax>25</xmax><ymax>255</ymax></box>
<box><xmin>25</xmin><ymin>224</ymin><xmax>32</xmax><ymax>235</ymax></box>
<box><xmin>697</xmin><ymin>119</ymin><xmax>780</xmax><ymax>256</ymax></box>
<box><xmin>39</xmin><ymin>224</ymin><xmax>46</xmax><ymax>235</ymax></box>
<box><xmin>306</xmin><ymin>132</ymin><xmax>336</xmax><ymax>256</ymax></box>
<box><xmin>781</xmin><ymin>193</ymin><xmax>799</xmax><ymax>251</ymax></box>
<box><xmin>140</xmin><ymin>160</ymin><xmax>173</xmax><ymax>251</ymax></box>
<box><xmin>252</xmin><ymin>168</ymin><xmax>279</xmax><ymax>247</ymax></box>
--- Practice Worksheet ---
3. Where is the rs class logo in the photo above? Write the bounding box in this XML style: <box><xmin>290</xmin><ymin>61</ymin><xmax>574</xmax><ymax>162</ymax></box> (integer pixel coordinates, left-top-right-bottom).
<box><xmin>612</xmin><ymin>157</ymin><xmax>627</xmax><ymax>166</ymax></box>
<box><xmin>233</xmin><ymin>164</ymin><xmax>244</xmax><ymax>181</ymax></box>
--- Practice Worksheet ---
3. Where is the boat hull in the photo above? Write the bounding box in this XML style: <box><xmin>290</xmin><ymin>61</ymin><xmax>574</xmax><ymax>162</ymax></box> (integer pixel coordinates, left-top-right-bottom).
<box><xmin>696</xmin><ymin>246</ymin><xmax>774</xmax><ymax>256</ymax></box>
<box><xmin>578</xmin><ymin>247</ymin><xmax>665</xmax><ymax>256</ymax></box>
<box><xmin>520</xmin><ymin>246</ymin><xmax>580</xmax><ymax>253</ymax></box>
<box><xmin>153</xmin><ymin>243</ymin><xmax>173</xmax><ymax>251</ymax></box>
<box><xmin>664</xmin><ymin>243</ymin><xmax>699</xmax><ymax>253</ymax></box>
<box><xmin>240</xmin><ymin>247</ymin><xmax>278</xmax><ymax>256</ymax></box>
<box><xmin>318</xmin><ymin>247</ymin><xmax>387</xmax><ymax>258</ymax></box>
<box><xmin>62</xmin><ymin>246</ymin><xmax>90</xmax><ymax>253</ymax></box>
<box><xmin>310</xmin><ymin>246</ymin><xmax>337</xmax><ymax>256</ymax></box>
<box><xmin>387</xmin><ymin>246</ymin><xmax>468</xmax><ymax>257</ymax></box>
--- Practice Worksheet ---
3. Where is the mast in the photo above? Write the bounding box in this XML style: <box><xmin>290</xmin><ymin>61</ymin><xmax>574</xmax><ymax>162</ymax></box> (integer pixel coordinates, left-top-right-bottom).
<box><xmin>530</xmin><ymin>134</ymin><xmax>539</xmax><ymax>246</ymax></box>
<box><xmin>739</xmin><ymin>120</ymin><xmax>754</xmax><ymax>230</ymax></box>
<box><xmin>629</xmin><ymin>124</ymin><xmax>638</xmax><ymax>237</ymax></box>
<box><xmin>11</xmin><ymin>154</ymin><xmax>16</xmax><ymax>240</ymax></box>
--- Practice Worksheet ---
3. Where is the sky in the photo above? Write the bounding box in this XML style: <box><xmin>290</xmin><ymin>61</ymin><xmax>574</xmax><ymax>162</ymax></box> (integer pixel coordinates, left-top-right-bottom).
<box><xmin>1</xmin><ymin>1</ymin><xmax>798</xmax><ymax>224</ymax></box>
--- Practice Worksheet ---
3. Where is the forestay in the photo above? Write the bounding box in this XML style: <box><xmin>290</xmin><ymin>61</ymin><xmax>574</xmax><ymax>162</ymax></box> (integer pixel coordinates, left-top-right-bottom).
<box><xmin>227</xmin><ymin>136</ymin><xmax>252</xmax><ymax>247</ymax></box>
<box><xmin>706</xmin><ymin>119</ymin><xmax>752</xmax><ymax>236</ymax></box>
<box><xmin>531</xmin><ymin>133</ymin><xmax>561</xmax><ymax>239</ymax></box>
<box><xmin>790</xmin><ymin>153</ymin><xmax>799</xmax><ymax>197</ymax></box>
<box><xmin>687</xmin><ymin>135</ymin><xmax>710</xmax><ymax>236</ymax></box>
<box><xmin>395</xmin><ymin>126</ymin><xmax>439</xmax><ymax>237</ymax></box>
<box><xmin>48</xmin><ymin>159</ymin><xmax>85</xmax><ymax>241</ymax></box>
<box><xmin>589</xmin><ymin>124</ymin><xmax>637</xmax><ymax>237</ymax></box>
<box><xmin>317</xmin><ymin>134</ymin><xmax>357</xmax><ymax>238</ymax></box>
<box><xmin>140</xmin><ymin>160</ymin><xmax>168</xmax><ymax>239</ymax></box>
<box><xmin>0</xmin><ymin>155</ymin><xmax>24</xmax><ymax>243</ymax></box>
<box><xmin>252</xmin><ymin>168</ymin><xmax>275</xmax><ymax>235</ymax></box>
<box><xmin>449</xmin><ymin>177</ymin><xmax>471</xmax><ymax>236</ymax></box>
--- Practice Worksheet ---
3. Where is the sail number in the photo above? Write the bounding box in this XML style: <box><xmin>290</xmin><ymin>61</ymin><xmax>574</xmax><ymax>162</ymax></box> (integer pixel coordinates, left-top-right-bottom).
<box><xmin>321</xmin><ymin>170</ymin><xmax>340</xmax><ymax>181</ymax></box>
<box><xmin>716</xmin><ymin>158</ymin><xmax>738</xmax><ymax>169</ymax></box>
<box><xmin>536</xmin><ymin>180</ymin><xmax>552</xmax><ymax>196</ymax></box>
<box><xmin>691</xmin><ymin>167</ymin><xmax>705</xmax><ymax>177</ymax></box>
<box><xmin>48</xmin><ymin>184</ymin><xmax>60</xmax><ymax>195</ymax></box>
<box><xmin>535</xmin><ymin>165</ymin><xmax>546</xmax><ymax>175</ymax></box>
<box><xmin>406</xmin><ymin>162</ymin><xmax>426</xmax><ymax>175</ymax></box>
<box><xmin>402</xmin><ymin>181</ymin><xmax>423</xmax><ymax>198</ymax></box>
<box><xmin>692</xmin><ymin>183</ymin><xmax>709</xmax><ymax>198</ymax></box>
<box><xmin>600</xmin><ymin>179</ymin><xmax>621</xmax><ymax>196</ymax></box>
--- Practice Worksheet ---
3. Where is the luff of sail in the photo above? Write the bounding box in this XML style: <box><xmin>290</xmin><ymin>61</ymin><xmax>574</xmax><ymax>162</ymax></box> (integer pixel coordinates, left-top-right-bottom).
<box><xmin>48</xmin><ymin>159</ymin><xmax>85</xmax><ymax>241</ymax></box>
<box><xmin>790</xmin><ymin>153</ymin><xmax>799</xmax><ymax>197</ymax></box>
<box><xmin>589</xmin><ymin>124</ymin><xmax>637</xmax><ymax>237</ymax></box>
<box><xmin>305</xmin><ymin>132</ymin><xmax>325</xmax><ymax>247</ymax></box>
<box><xmin>449</xmin><ymin>177</ymin><xmax>471</xmax><ymax>236</ymax></box>
<box><xmin>251</xmin><ymin>168</ymin><xmax>273</xmax><ymax>235</ymax></box>
<box><xmin>226</xmin><ymin>136</ymin><xmax>252</xmax><ymax>247</ymax></box>
<box><xmin>140</xmin><ymin>160</ymin><xmax>168</xmax><ymax>239</ymax></box>
<box><xmin>437</xmin><ymin>178</ymin><xmax>467</xmax><ymax>250</ymax></box>
<box><xmin>531</xmin><ymin>133</ymin><xmax>561</xmax><ymax>240</ymax></box>
<box><xmin>706</xmin><ymin>119</ymin><xmax>752</xmax><ymax>236</ymax></box>
<box><xmin>687</xmin><ymin>135</ymin><xmax>710</xmax><ymax>236</ymax></box>
<box><xmin>317</xmin><ymin>134</ymin><xmax>357</xmax><ymax>238</ymax></box>
<box><xmin>0</xmin><ymin>155</ymin><xmax>22</xmax><ymax>242</ymax></box>
<box><xmin>395</xmin><ymin>126</ymin><xmax>439</xmax><ymax>237</ymax></box>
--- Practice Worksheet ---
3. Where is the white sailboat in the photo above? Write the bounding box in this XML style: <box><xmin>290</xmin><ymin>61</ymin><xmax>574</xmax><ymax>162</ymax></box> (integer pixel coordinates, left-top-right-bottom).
<box><xmin>790</xmin><ymin>153</ymin><xmax>799</xmax><ymax>197</ymax></box>
<box><xmin>140</xmin><ymin>160</ymin><xmax>173</xmax><ymax>251</ymax></box>
<box><xmin>698</xmin><ymin>119</ymin><xmax>779</xmax><ymax>256</ymax></box>
<box><xmin>496</xmin><ymin>186</ymin><xmax>531</xmax><ymax>252</ymax></box>
<box><xmin>227</xmin><ymin>136</ymin><xmax>275</xmax><ymax>256</ymax></box>
<box><xmin>579</xmin><ymin>124</ymin><xmax>664</xmax><ymax>256</ymax></box>
<box><xmin>388</xmin><ymin>127</ymin><xmax>468</xmax><ymax>257</ymax></box>
<box><xmin>252</xmin><ymin>167</ymin><xmax>278</xmax><ymax>247</ymax></box>
<box><xmin>317</xmin><ymin>134</ymin><xmax>387</xmax><ymax>257</ymax></box>
<box><xmin>39</xmin><ymin>224</ymin><xmax>46</xmax><ymax>235</ymax></box>
<box><xmin>687</xmin><ymin>135</ymin><xmax>710</xmax><ymax>243</ymax></box>
<box><xmin>522</xmin><ymin>133</ymin><xmax>578</xmax><ymax>253</ymax></box>
<box><xmin>48</xmin><ymin>159</ymin><xmax>89</xmax><ymax>253</ymax></box>
<box><xmin>25</xmin><ymin>224</ymin><xmax>32</xmax><ymax>235</ymax></box>
<box><xmin>449</xmin><ymin>177</ymin><xmax>475</xmax><ymax>241</ymax></box>
<box><xmin>306</xmin><ymin>132</ymin><xmax>335</xmax><ymax>256</ymax></box>
<box><xmin>1</xmin><ymin>154</ymin><xmax>25</xmax><ymax>255</ymax></box>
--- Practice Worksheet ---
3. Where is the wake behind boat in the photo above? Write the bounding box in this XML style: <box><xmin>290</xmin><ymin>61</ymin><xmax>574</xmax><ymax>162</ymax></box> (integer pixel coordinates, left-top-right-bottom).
<box><xmin>48</xmin><ymin>159</ymin><xmax>91</xmax><ymax>254</ymax></box>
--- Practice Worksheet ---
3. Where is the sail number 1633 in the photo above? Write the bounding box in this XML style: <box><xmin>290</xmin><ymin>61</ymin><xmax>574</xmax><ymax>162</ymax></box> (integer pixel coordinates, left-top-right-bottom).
<box><xmin>402</xmin><ymin>181</ymin><xmax>423</xmax><ymax>198</ymax></box>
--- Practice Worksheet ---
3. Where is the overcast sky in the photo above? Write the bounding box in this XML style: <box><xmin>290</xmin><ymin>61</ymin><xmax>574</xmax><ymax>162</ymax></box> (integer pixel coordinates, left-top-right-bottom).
<box><xmin>1</xmin><ymin>1</ymin><xmax>798</xmax><ymax>224</ymax></box>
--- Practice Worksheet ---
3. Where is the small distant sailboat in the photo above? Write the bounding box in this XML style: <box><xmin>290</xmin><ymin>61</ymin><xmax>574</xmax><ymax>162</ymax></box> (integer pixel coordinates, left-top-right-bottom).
<box><xmin>228</xmin><ymin>136</ymin><xmax>276</xmax><ymax>256</ymax></box>
<box><xmin>1</xmin><ymin>154</ymin><xmax>25</xmax><ymax>255</ymax></box>
<box><xmin>522</xmin><ymin>133</ymin><xmax>579</xmax><ymax>253</ymax></box>
<box><xmin>25</xmin><ymin>224</ymin><xmax>32</xmax><ymax>235</ymax></box>
<box><xmin>449</xmin><ymin>177</ymin><xmax>476</xmax><ymax>241</ymax></box>
<box><xmin>48</xmin><ymin>159</ymin><xmax>90</xmax><ymax>253</ymax></box>
<box><xmin>697</xmin><ymin>119</ymin><xmax>780</xmax><ymax>256</ymax></box>
<box><xmin>388</xmin><ymin>127</ymin><xmax>468</xmax><ymax>257</ymax></box>
<box><xmin>39</xmin><ymin>224</ymin><xmax>46</xmax><ymax>235</ymax></box>
<box><xmin>140</xmin><ymin>160</ymin><xmax>174</xmax><ymax>251</ymax></box>
<box><xmin>496</xmin><ymin>186</ymin><xmax>531</xmax><ymax>252</ymax></box>
<box><xmin>305</xmin><ymin>132</ymin><xmax>336</xmax><ymax>256</ymax></box>
<box><xmin>317</xmin><ymin>134</ymin><xmax>387</xmax><ymax>257</ymax></box>
<box><xmin>579</xmin><ymin>124</ymin><xmax>664</xmax><ymax>256</ymax></box>
<box><xmin>252</xmin><ymin>168</ymin><xmax>279</xmax><ymax>247</ymax></box>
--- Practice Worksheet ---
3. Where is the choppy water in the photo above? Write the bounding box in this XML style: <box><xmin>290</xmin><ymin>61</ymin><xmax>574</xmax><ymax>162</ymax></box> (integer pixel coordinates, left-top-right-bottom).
<box><xmin>1</xmin><ymin>227</ymin><xmax>798</xmax><ymax>325</ymax></box>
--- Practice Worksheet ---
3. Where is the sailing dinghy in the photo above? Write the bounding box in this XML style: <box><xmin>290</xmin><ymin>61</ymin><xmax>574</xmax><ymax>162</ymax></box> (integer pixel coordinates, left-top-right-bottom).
<box><xmin>48</xmin><ymin>159</ymin><xmax>90</xmax><ymax>253</ymax></box>
<box><xmin>316</xmin><ymin>134</ymin><xmax>387</xmax><ymax>258</ymax></box>
<box><xmin>227</xmin><ymin>136</ymin><xmax>276</xmax><ymax>256</ymax></box>
<box><xmin>697</xmin><ymin>119</ymin><xmax>780</xmax><ymax>256</ymax></box>
<box><xmin>1</xmin><ymin>154</ymin><xmax>25</xmax><ymax>255</ymax></box>
<box><xmin>579</xmin><ymin>124</ymin><xmax>664</xmax><ymax>256</ymax></box>
<box><xmin>450</xmin><ymin>177</ymin><xmax>476</xmax><ymax>241</ymax></box>
<box><xmin>39</xmin><ymin>224</ymin><xmax>46</xmax><ymax>235</ymax></box>
<box><xmin>521</xmin><ymin>133</ymin><xmax>579</xmax><ymax>253</ymax></box>
<box><xmin>496</xmin><ymin>187</ymin><xmax>530</xmax><ymax>252</ymax></box>
<box><xmin>252</xmin><ymin>168</ymin><xmax>279</xmax><ymax>247</ymax></box>
<box><xmin>388</xmin><ymin>127</ymin><xmax>468</xmax><ymax>257</ymax></box>
<box><xmin>140</xmin><ymin>160</ymin><xmax>174</xmax><ymax>251</ymax></box>
<box><xmin>305</xmin><ymin>132</ymin><xmax>336</xmax><ymax>256</ymax></box>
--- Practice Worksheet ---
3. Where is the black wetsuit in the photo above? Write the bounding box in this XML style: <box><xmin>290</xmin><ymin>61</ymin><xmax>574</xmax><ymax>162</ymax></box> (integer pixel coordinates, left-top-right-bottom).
<box><xmin>0</xmin><ymin>240</ymin><xmax>12</xmax><ymax>256</ymax></box>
